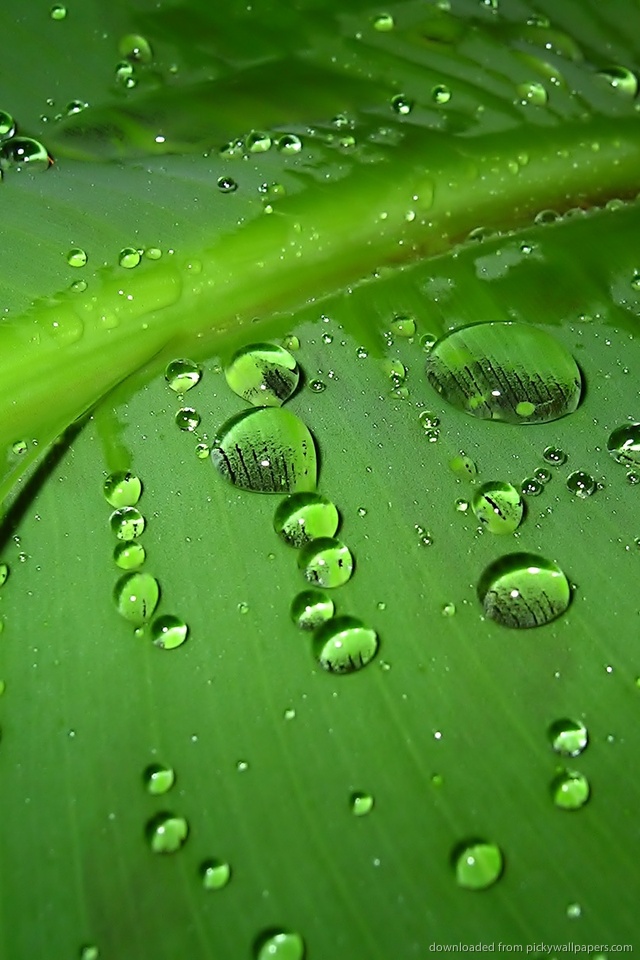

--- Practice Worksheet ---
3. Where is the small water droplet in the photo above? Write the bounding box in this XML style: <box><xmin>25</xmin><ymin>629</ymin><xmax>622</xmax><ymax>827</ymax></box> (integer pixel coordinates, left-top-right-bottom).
<box><xmin>224</xmin><ymin>342</ymin><xmax>299</xmax><ymax>407</ymax></box>
<box><xmin>66</xmin><ymin>247</ymin><xmax>87</xmax><ymax>268</ymax></box>
<box><xmin>548</xmin><ymin>719</ymin><xmax>588</xmax><ymax>757</ymax></box>
<box><xmin>472</xmin><ymin>482</ymin><xmax>523</xmax><ymax>534</ymax></box>
<box><xmin>274</xmin><ymin>493</ymin><xmax>339</xmax><ymax>547</ymax></box>
<box><xmin>79</xmin><ymin>946</ymin><xmax>99</xmax><ymax>960</ymax></box>
<box><xmin>298</xmin><ymin>538</ymin><xmax>353</xmax><ymax>588</ymax></box>
<box><xmin>284</xmin><ymin>707</ymin><xmax>296</xmax><ymax>720</ymax></box>
<box><xmin>110</xmin><ymin>507</ymin><xmax>145</xmax><ymax>540</ymax></box>
<box><xmin>113</xmin><ymin>541</ymin><xmax>146</xmax><ymax>570</ymax></box>
<box><xmin>607</xmin><ymin>423</ymin><xmax>640</xmax><ymax>467</ymax></box>
<box><xmin>517</xmin><ymin>81</ymin><xmax>548</xmax><ymax>105</ymax></box>
<box><xmin>114</xmin><ymin>572</ymin><xmax>159</xmax><ymax>625</ymax></box>
<box><xmin>144</xmin><ymin>763</ymin><xmax>175</xmax><ymax>795</ymax></box>
<box><xmin>201</xmin><ymin>859</ymin><xmax>231</xmax><ymax>890</ymax></box>
<box><xmin>551</xmin><ymin>769</ymin><xmax>590</xmax><ymax>810</ymax></box>
<box><xmin>478</xmin><ymin>553</ymin><xmax>571</xmax><ymax>629</ymax></box>
<box><xmin>453</xmin><ymin>841</ymin><xmax>503</xmax><ymax>891</ymax></box>
<box><xmin>566</xmin><ymin>902</ymin><xmax>582</xmax><ymax>920</ymax></box>
<box><xmin>50</xmin><ymin>4</ymin><xmax>67</xmax><ymax>20</ymax></box>
<box><xmin>115</xmin><ymin>61</ymin><xmax>136</xmax><ymax>88</ymax></box>
<box><xmin>521</xmin><ymin>477</ymin><xmax>544</xmax><ymax>497</ymax></box>
<box><xmin>282</xmin><ymin>335</ymin><xmax>300</xmax><ymax>351</ymax></box>
<box><xmin>277</xmin><ymin>134</ymin><xmax>302</xmax><ymax>155</ymax></box>
<box><xmin>566</xmin><ymin>471</ymin><xmax>596</xmax><ymax>498</ymax></box>
<box><xmin>146</xmin><ymin>813</ymin><xmax>189</xmax><ymax>853</ymax></box>
<box><xmin>455</xmin><ymin>499</ymin><xmax>470</xmax><ymax>513</ymax></box>
<box><xmin>350</xmin><ymin>792</ymin><xmax>374</xmax><ymax>816</ymax></box>
<box><xmin>145</xmin><ymin>246</ymin><xmax>162</xmax><ymax>260</ymax></box>
<box><xmin>449</xmin><ymin>454</ymin><xmax>478</xmax><ymax>482</ymax></box>
<box><xmin>151</xmin><ymin>615</ymin><xmax>188</xmax><ymax>650</ymax></box>
<box><xmin>597</xmin><ymin>65</ymin><xmax>638</xmax><ymax>97</ymax></box>
<box><xmin>309</xmin><ymin>379</ymin><xmax>326</xmax><ymax>393</ymax></box>
<box><xmin>391</xmin><ymin>94</ymin><xmax>413</xmax><ymax>115</ymax></box>
<box><xmin>442</xmin><ymin>602</ymin><xmax>456</xmax><ymax>617</ymax></box>
<box><xmin>119</xmin><ymin>33</ymin><xmax>153</xmax><ymax>64</ymax></box>
<box><xmin>103</xmin><ymin>471</ymin><xmax>142</xmax><ymax>508</ymax></box>
<box><xmin>195</xmin><ymin>442</ymin><xmax>210</xmax><ymax>459</ymax></box>
<box><xmin>313</xmin><ymin>616</ymin><xmax>378</xmax><ymax>674</ymax></box>
<box><xmin>217</xmin><ymin>176</ymin><xmax>238</xmax><ymax>193</ymax></box>
<box><xmin>245</xmin><ymin>130</ymin><xmax>272</xmax><ymax>153</ymax></box>
<box><xmin>11</xmin><ymin>440</ymin><xmax>27</xmax><ymax>456</ymax></box>
<box><xmin>175</xmin><ymin>407</ymin><xmax>201</xmax><ymax>432</ymax></box>
<box><xmin>0</xmin><ymin>136</ymin><xmax>51</xmax><ymax>172</ymax></box>
<box><xmin>165</xmin><ymin>358</ymin><xmax>202</xmax><ymax>393</ymax></box>
<box><xmin>390</xmin><ymin>316</ymin><xmax>416</xmax><ymax>338</ymax></box>
<box><xmin>254</xmin><ymin>930</ymin><xmax>305</xmax><ymax>960</ymax></box>
<box><xmin>0</xmin><ymin>110</ymin><xmax>15</xmax><ymax>140</ymax></box>
<box><xmin>432</xmin><ymin>84</ymin><xmax>451</xmax><ymax>104</ymax></box>
<box><xmin>290</xmin><ymin>589</ymin><xmax>335</xmax><ymax>630</ymax></box>
<box><xmin>0</xmin><ymin>562</ymin><xmax>8</xmax><ymax>587</ymax></box>
<box><xmin>627</xmin><ymin>469</ymin><xmax>640</xmax><ymax>485</ymax></box>
<box><xmin>118</xmin><ymin>247</ymin><xmax>141</xmax><ymax>269</ymax></box>
<box><xmin>533</xmin><ymin>467</ymin><xmax>552</xmax><ymax>484</ymax></box>
<box><xmin>372</xmin><ymin>12</ymin><xmax>394</xmax><ymax>31</ymax></box>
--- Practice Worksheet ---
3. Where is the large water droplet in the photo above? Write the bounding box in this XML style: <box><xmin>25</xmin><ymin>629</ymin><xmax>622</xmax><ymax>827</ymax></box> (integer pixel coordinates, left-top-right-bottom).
<box><xmin>0</xmin><ymin>136</ymin><xmax>51</xmax><ymax>172</ymax></box>
<box><xmin>453</xmin><ymin>840</ymin><xmax>503</xmax><ymax>890</ymax></box>
<box><xmin>254</xmin><ymin>930</ymin><xmax>305</xmax><ymax>960</ymax></box>
<box><xmin>548</xmin><ymin>719</ymin><xmax>588</xmax><ymax>757</ymax></box>
<box><xmin>201</xmin><ymin>859</ymin><xmax>231</xmax><ymax>890</ymax></box>
<box><xmin>66</xmin><ymin>248</ymin><xmax>87</xmax><ymax>268</ymax></box>
<box><xmin>211</xmin><ymin>408</ymin><xmax>317</xmax><ymax>494</ymax></box>
<box><xmin>566</xmin><ymin>471</ymin><xmax>596</xmax><ymax>498</ymax></box>
<box><xmin>144</xmin><ymin>763</ymin><xmax>175</xmax><ymax>795</ymax></box>
<box><xmin>150</xmin><ymin>615</ymin><xmax>188</xmax><ymax>650</ymax></box>
<box><xmin>146</xmin><ymin>813</ymin><xmax>189</xmax><ymax>853</ymax></box>
<box><xmin>478</xmin><ymin>553</ymin><xmax>570</xmax><ymax>628</ymax></box>
<box><xmin>313</xmin><ymin>616</ymin><xmax>378</xmax><ymax>673</ymax></box>
<box><xmin>425</xmin><ymin>322</ymin><xmax>582</xmax><ymax>424</ymax></box>
<box><xmin>551</xmin><ymin>770</ymin><xmax>590</xmax><ymax>810</ymax></box>
<box><xmin>110</xmin><ymin>507</ymin><xmax>145</xmax><ymax>540</ymax></box>
<box><xmin>472</xmin><ymin>482</ymin><xmax>523</xmax><ymax>534</ymax></box>
<box><xmin>298</xmin><ymin>538</ymin><xmax>353</xmax><ymax>588</ymax></box>
<box><xmin>224</xmin><ymin>343</ymin><xmax>299</xmax><ymax>407</ymax></box>
<box><xmin>165</xmin><ymin>358</ymin><xmax>202</xmax><ymax>393</ymax></box>
<box><xmin>118</xmin><ymin>247</ymin><xmax>141</xmax><ymax>269</ymax></box>
<box><xmin>175</xmin><ymin>407</ymin><xmax>201</xmax><ymax>432</ymax></box>
<box><xmin>114</xmin><ymin>572</ymin><xmax>159</xmax><ymax>625</ymax></box>
<box><xmin>290</xmin><ymin>589</ymin><xmax>335</xmax><ymax>630</ymax></box>
<box><xmin>103</xmin><ymin>471</ymin><xmax>142</xmax><ymax>508</ymax></box>
<box><xmin>607</xmin><ymin>423</ymin><xmax>640</xmax><ymax>467</ymax></box>
<box><xmin>274</xmin><ymin>493</ymin><xmax>339</xmax><ymax>547</ymax></box>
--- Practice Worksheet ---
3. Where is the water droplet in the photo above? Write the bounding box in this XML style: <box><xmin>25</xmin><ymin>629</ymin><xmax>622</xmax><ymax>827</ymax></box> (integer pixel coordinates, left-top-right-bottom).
<box><xmin>298</xmin><ymin>538</ymin><xmax>353</xmax><ymax>588</ymax></box>
<box><xmin>277</xmin><ymin>134</ymin><xmax>302</xmax><ymax>155</ymax></box>
<box><xmin>79</xmin><ymin>947</ymin><xmax>98</xmax><ymax>960</ymax></box>
<box><xmin>12</xmin><ymin>440</ymin><xmax>27</xmax><ymax>456</ymax></box>
<box><xmin>442</xmin><ymin>602</ymin><xmax>456</xmax><ymax>617</ymax></box>
<box><xmin>566</xmin><ymin>902</ymin><xmax>582</xmax><ymax>920</ymax></box>
<box><xmin>211</xmin><ymin>408</ymin><xmax>317</xmax><ymax>494</ymax></box>
<box><xmin>534</xmin><ymin>208</ymin><xmax>560</xmax><ymax>225</ymax></box>
<box><xmin>449</xmin><ymin>454</ymin><xmax>478</xmax><ymax>482</ymax></box>
<box><xmin>517</xmin><ymin>81</ymin><xmax>548</xmax><ymax>105</ymax></box>
<box><xmin>597</xmin><ymin>65</ymin><xmax>638</xmax><ymax>97</ymax></box>
<box><xmin>66</xmin><ymin>99</ymin><xmax>88</xmax><ymax>116</ymax></box>
<box><xmin>313</xmin><ymin>616</ymin><xmax>378</xmax><ymax>674</ymax></box>
<box><xmin>150</xmin><ymin>615</ymin><xmax>188</xmax><ymax>650</ymax></box>
<box><xmin>224</xmin><ymin>342</ymin><xmax>299</xmax><ymax>407</ymax></box>
<box><xmin>110</xmin><ymin>507</ymin><xmax>145</xmax><ymax>540</ymax></box>
<box><xmin>118</xmin><ymin>247</ymin><xmax>141</xmax><ymax>269</ymax></box>
<box><xmin>551</xmin><ymin>770</ymin><xmax>590</xmax><ymax>810</ymax></box>
<box><xmin>195</xmin><ymin>442</ymin><xmax>210</xmax><ymax>459</ymax></box>
<box><xmin>146</xmin><ymin>813</ymin><xmax>189</xmax><ymax>853</ymax></box>
<box><xmin>284</xmin><ymin>708</ymin><xmax>296</xmax><ymax>720</ymax></box>
<box><xmin>290</xmin><ymin>589</ymin><xmax>335</xmax><ymax>630</ymax></box>
<box><xmin>548</xmin><ymin>719</ymin><xmax>588</xmax><ymax>757</ymax></box>
<box><xmin>309</xmin><ymin>379</ymin><xmax>326</xmax><ymax>393</ymax></box>
<box><xmin>627</xmin><ymin>469</ymin><xmax>640</xmax><ymax>485</ymax></box>
<box><xmin>432</xmin><ymin>84</ymin><xmax>451</xmax><ymax>104</ymax></box>
<box><xmin>103</xmin><ymin>471</ymin><xmax>142</xmax><ymax>508</ymax></box>
<box><xmin>282</xmin><ymin>335</ymin><xmax>300</xmax><ymax>351</ymax></box>
<box><xmin>274</xmin><ymin>493</ymin><xmax>339</xmax><ymax>547</ymax></box>
<box><xmin>566</xmin><ymin>471</ymin><xmax>596</xmax><ymax>498</ymax></box>
<box><xmin>70</xmin><ymin>279</ymin><xmax>88</xmax><ymax>294</ymax></box>
<box><xmin>175</xmin><ymin>407</ymin><xmax>201</xmax><ymax>432</ymax></box>
<box><xmin>50</xmin><ymin>4</ymin><xmax>67</xmax><ymax>20</ymax></box>
<box><xmin>472</xmin><ymin>482</ymin><xmax>523</xmax><ymax>535</ymax></box>
<box><xmin>425</xmin><ymin>322</ymin><xmax>581</xmax><ymax>424</ymax></box>
<box><xmin>350</xmin><ymin>792</ymin><xmax>374</xmax><ymax>816</ymax></box>
<box><xmin>145</xmin><ymin>246</ymin><xmax>162</xmax><ymax>260</ymax></box>
<box><xmin>114</xmin><ymin>572</ymin><xmax>159</xmax><ymax>625</ymax></box>
<box><xmin>0</xmin><ymin>110</ymin><xmax>15</xmax><ymax>140</ymax></box>
<box><xmin>144</xmin><ymin>763</ymin><xmax>175</xmax><ymax>795</ymax></box>
<box><xmin>390</xmin><ymin>316</ymin><xmax>416</xmax><ymax>337</ymax></box>
<box><xmin>453</xmin><ymin>840</ymin><xmax>503</xmax><ymax>891</ymax></box>
<box><xmin>0</xmin><ymin>136</ymin><xmax>51</xmax><ymax>172</ymax></box>
<box><xmin>113</xmin><ymin>541</ymin><xmax>146</xmax><ymax>570</ymax></box>
<box><xmin>420</xmin><ymin>333</ymin><xmax>437</xmax><ymax>352</ymax></box>
<box><xmin>373</xmin><ymin>12</ymin><xmax>394</xmax><ymax>31</ymax></box>
<box><xmin>607</xmin><ymin>423</ymin><xmax>640</xmax><ymax>467</ymax></box>
<box><xmin>391</xmin><ymin>94</ymin><xmax>413</xmax><ymax>115</ymax></box>
<box><xmin>165</xmin><ymin>358</ymin><xmax>202</xmax><ymax>393</ymax></box>
<box><xmin>521</xmin><ymin>477</ymin><xmax>544</xmax><ymax>497</ymax></box>
<box><xmin>533</xmin><ymin>467</ymin><xmax>552</xmax><ymax>484</ymax></box>
<box><xmin>66</xmin><ymin>248</ymin><xmax>87</xmax><ymax>268</ymax></box>
<box><xmin>455</xmin><ymin>499</ymin><xmax>469</xmax><ymax>513</ymax></box>
<box><xmin>0</xmin><ymin>562</ymin><xmax>8</xmax><ymax>587</ymax></box>
<box><xmin>201</xmin><ymin>859</ymin><xmax>231</xmax><ymax>890</ymax></box>
<box><xmin>115</xmin><ymin>61</ymin><xmax>136</xmax><ymax>88</ymax></box>
<box><xmin>245</xmin><ymin>130</ymin><xmax>272</xmax><ymax>153</ymax></box>
<box><xmin>118</xmin><ymin>33</ymin><xmax>153</xmax><ymax>64</ymax></box>
<box><xmin>217</xmin><ymin>176</ymin><xmax>238</xmax><ymax>193</ymax></box>
<box><xmin>478</xmin><ymin>553</ymin><xmax>570</xmax><ymax>629</ymax></box>
<box><xmin>254</xmin><ymin>930</ymin><xmax>305</xmax><ymax>960</ymax></box>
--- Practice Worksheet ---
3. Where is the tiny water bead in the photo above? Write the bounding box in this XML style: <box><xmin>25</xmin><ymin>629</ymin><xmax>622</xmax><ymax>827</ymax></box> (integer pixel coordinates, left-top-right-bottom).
<box><xmin>548</xmin><ymin>719</ymin><xmax>588</xmax><ymax>757</ymax></box>
<box><xmin>175</xmin><ymin>407</ymin><xmax>201</xmax><ymax>432</ymax></box>
<box><xmin>432</xmin><ymin>84</ymin><xmax>451</xmax><ymax>104</ymax></box>
<box><xmin>195</xmin><ymin>443</ymin><xmax>210</xmax><ymax>459</ymax></box>
<box><xmin>478</xmin><ymin>553</ymin><xmax>570</xmax><ymax>629</ymax></box>
<box><xmin>290</xmin><ymin>590</ymin><xmax>335</xmax><ymax>630</ymax></box>
<box><xmin>533</xmin><ymin>467</ymin><xmax>552</xmax><ymax>484</ymax></box>
<box><xmin>607</xmin><ymin>423</ymin><xmax>640</xmax><ymax>468</ymax></box>
<box><xmin>472</xmin><ymin>482</ymin><xmax>523</xmax><ymax>535</ymax></box>
<box><xmin>110</xmin><ymin>507</ymin><xmax>145</xmax><ymax>540</ymax></box>
<box><xmin>114</xmin><ymin>572</ymin><xmax>159</xmax><ymax>626</ymax></box>
<box><xmin>372</xmin><ymin>12</ymin><xmax>394</xmax><ymax>30</ymax></box>
<box><xmin>391</xmin><ymin>94</ymin><xmax>413</xmax><ymax>115</ymax></box>
<box><xmin>150</xmin><ymin>615</ymin><xmax>188</xmax><ymax>650</ymax></box>
<box><xmin>211</xmin><ymin>408</ymin><xmax>317</xmax><ymax>494</ymax></box>
<box><xmin>298</xmin><ymin>538</ymin><xmax>353</xmax><ymax>588</ymax></box>
<box><xmin>551</xmin><ymin>770</ymin><xmax>590</xmax><ymax>810</ymax></box>
<box><xmin>425</xmin><ymin>322</ymin><xmax>582</xmax><ymax>424</ymax></box>
<box><xmin>201</xmin><ymin>859</ymin><xmax>231</xmax><ymax>891</ymax></box>
<box><xmin>313</xmin><ymin>617</ymin><xmax>377</xmax><ymax>674</ymax></box>
<box><xmin>79</xmin><ymin>946</ymin><xmax>98</xmax><ymax>960</ymax></box>
<box><xmin>0</xmin><ymin>136</ymin><xmax>51</xmax><ymax>172</ymax></box>
<box><xmin>309</xmin><ymin>379</ymin><xmax>326</xmax><ymax>393</ymax></box>
<box><xmin>566</xmin><ymin>471</ymin><xmax>596</xmax><ymax>499</ymax></box>
<box><xmin>254</xmin><ymin>930</ymin><xmax>305</xmax><ymax>960</ymax></box>
<box><xmin>165</xmin><ymin>358</ymin><xmax>202</xmax><ymax>393</ymax></box>
<box><xmin>350</xmin><ymin>792</ymin><xmax>374</xmax><ymax>816</ymax></box>
<box><xmin>274</xmin><ymin>493</ymin><xmax>339</xmax><ymax>547</ymax></box>
<box><xmin>453</xmin><ymin>841</ymin><xmax>503</xmax><ymax>891</ymax></box>
<box><xmin>144</xmin><ymin>764</ymin><xmax>175</xmax><ymax>795</ymax></box>
<box><xmin>118</xmin><ymin>247</ymin><xmax>141</xmax><ymax>269</ymax></box>
<box><xmin>12</xmin><ymin>440</ymin><xmax>27</xmax><ymax>456</ymax></box>
<box><xmin>113</xmin><ymin>542</ymin><xmax>146</xmax><ymax>570</ymax></box>
<box><xmin>66</xmin><ymin>247</ymin><xmax>87</xmax><ymax>268</ymax></box>
<box><xmin>0</xmin><ymin>110</ymin><xmax>15</xmax><ymax>140</ymax></box>
<box><xmin>521</xmin><ymin>477</ymin><xmax>543</xmax><ymax>497</ymax></box>
<box><xmin>390</xmin><ymin>316</ymin><xmax>416</xmax><ymax>337</ymax></box>
<box><xmin>224</xmin><ymin>342</ymin><xmax>299</xmax><ymax>407</ymax></box>
<box><xmin>449</xmin><ymin>454</ymin><xmax>478</xmax><ymax>482</ymax></box>
<box><xmin>103</xmin><ymin>471</ymin><xmax>142</xmax><ymax>508</ymax></box>
<box><xmin>217</xmin><ymin>176</ymin><xmax>238</xmax><ymax>193</ymax></box>
<box><xmin>118</xmin><ymin>33</ymin><xmax>153</xmax><ymax>64</ymax></box>
<box><xmin>146</xmin><ymin>813</ymin><xmax>189</xmax><ymax>853</ymax></box>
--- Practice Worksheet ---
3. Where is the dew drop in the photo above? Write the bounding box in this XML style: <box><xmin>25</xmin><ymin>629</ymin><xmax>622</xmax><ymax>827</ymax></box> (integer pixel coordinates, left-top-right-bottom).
<box><xmin>390</xmin><ymin>316</ymin><xmax>416</xmax><ymax>337</ymax></box>
<box><xmin>103</xmin><ymin>471</ymin><xmax>142</xmax><ymax>508</ymax></box>
<box><xmin>548</xmin><ymin>718</ymin><xmax>588</xmax><ymax>757</ymax></box>
<box><xmin>0</xmin><ymin>562</ymin><xmax>8</xmax><ymax>587</ymax></box>
<box><xmin>50</xmin><ymin>4</ymin><xmax>67</xmax><ymax>20</ymax></box>
<box><xmin>517</xmin><ymin>81</ymin><xmax>548</xmax><ymax>105</ymax></box>
<box><xmin>472</xmin><ymin>482</ymin><xmax>523</xmax><ymax>535</ymax></box>
<box><xmin>0</xmin><ymin>110</ymin><xmax>15</xmax><ymax>140</ymax></box>
<box><xmin>373</xmin><ymin>12</ymin><xmax>394</xmax><ymax>31</ymax></box>
<box><xmin>165</xmin><ymin>358</ymin><xmax>202</xmax><ymax>393</ymax></box>
<box><xmin>195</xmin><ymin>442</ymin><xmax>210</xmax><ymax>459</ymax></box>
<box><xmin>425</xmin><ymin>322</ymin><xmax>581</xmax><ymax>424</ymax></box>
<box><xmin>309</xmin><ymin>379</ymin><xmax>326</xmax><ymax>393</ymax></box>
<box><xmin>66</xmin><ymin>248</ymin><xmax>87</xmax><ymax>268</ymax></box>
<box><xmin>597</xmin><ymin>65</ymin><xmax>638</xmax><ymax>97</ymax></box>
<box><xmin>277</xmin><ymin>134</ymin><xmax>302</xmax><ymax>155</ymax></box>
<box><xmin>114</xmin><ymin>572</ymin><xmax>159</xmax><ymax>626</ymax></box>
<box><xmin>211</xmin><ymin>408</ymin><xmax>317</xmax><ymax>494</ymax></box>
<box><xmin>118</xmin><ymin>247</ymin><xmax>141</xmax><ymax>269</ymax></box>
<box><xmin>566</xmin><ymin>471</ymin><xmax>596</xmax><ymax>498</ymax></box>
<box><xmin>0</xmin><ymin>136</ymin><xmax>51</xmax><ymax>173</ymax></box>
<box><xmin>478</xmin><ymin>553</ymin><xmax>570</xmax><ymax>629</ymax></box>
<box><xmin>391</xmin><ymin>94</ymin><xmax>413</xmax><ymax>115</ymax></box>
<box><xmin>432</xmin><ymin>84</ymin><xmax>451</xmax><ymax>104</ymax></box>
<box><xmin>298</xmin><ymin>537</ymin><xmax>353</xmax><ymax>588</ymax></box>
<box><xmin>201</xmin><ymin>859</ymin><xmax>231</xmax><ymax>890</ymax></box>
<box><xmin>145</xmin><ymin>246</ymin><xmax>162</xmax><ymax>261</ymax></box>
<box><xmin>533</xmin><ymin>467</ymin><xmax>552</xmax><ymax>484</ymax></box>
<box><xmin>175</xmin><ymin>407</ymin><xmax>201</xmax><ymax>432</ymax></box>
<box><xmin>350</xmin><ymin>792</ymin><xmax>374</xmax><ymax>816</ymax></box>
<box><xmin>521</xmin><ymin>477</ymin><xmax>543</xmax><ymax>497</ymax></box>
<box><xmin>245</xmin><ymin>130</ymin><xmax>272</xmax><ymax>153</ymax></box>
<box><xmin>115</xmin><ymin>61</ymin><xmax>136</xmax><ymax>88</ymax></box>
<box><xmin>217</xmin><ymin>176</ymin><xmax>238</xmax><ymax>193</ymax></box>
<box><xmin>607</xmin><ymin>423</ymin><xmax>640</xmax><ymax>467</ymax></box>
<box><xmin>113</xmin><ymin>541</ymin><xmax>146</xmax><ymax>570</ymax></box>
<box><xmin>146</xmin><ymin>813</ymin><xmax>189</xmax><ymax>853</ymax></box>
<box><xmin>274</xmin><ymin>493</ymin><xmax>339</xmax><ymax>547</ymax></box>
<box><xmin>449</xmin><ymin>454</ymin><xmax>478</xmax><ymax>482</ymax></box>
<box><xmin>79</xmin><ymin>947</ymin><xmax>98</xmax><ymax>960</ymax></box>
<box><xmin>282</xmin><ymin>335</ymin><xmax>300</xmax><ymax>351</ymax></box>
<box><xmin>144</xmin><ymin>763</ymin><xmax>175</xmax><ymax>795</ymax></box>
<box><xmin>313</xmin><ymin>616</ymin><xmax>378</xmax><ymax>674</ymax></box>
<box><xmin>290</xmin><ymin>589</ymin><xmax>335</xmax><ymax>630</ymax></box>
<box><xmin>254</xmin><ymin>930</ymin><xmax>305</xmax><ymax>960</ymax></box>
<box><xmin>110</xmin><ymin>507</ymin><xmax>145</xmax><ymax>540</ymax></box>
<box><xmin>453</xmin><ymin>840</ymin><xmax>503</xmax><ymax>891</ymax></box>
<box><xmin>551</xmin><ymin>770</ymin><xmax>590</xmax><ymax>810</ymax></box>
<box><xmin>150</xmin><ymin>615</ymin><xmax>188</xmax><ymax>650</ymax></box>
<box><xmin>442</xmin><ymin>602</ymin><xmax>456</xmax><ymax>617</ymax></box>
<box><xmin>224</xmin><ymin>342</ymin><xmax>299</xmax><ymax>407</ymax></box>
<box><xmin>118</xmin><ymin>33</ymin><xmax>153</xmax><ymax>64</ymax></box>
<box><xmin>11</xmin><ymin>440</ymin><xmax>27</xmax><ymax>456</ymax></box>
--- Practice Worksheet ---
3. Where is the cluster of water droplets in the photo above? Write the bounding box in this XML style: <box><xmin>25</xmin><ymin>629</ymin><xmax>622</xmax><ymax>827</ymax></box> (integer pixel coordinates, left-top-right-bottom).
<box><xmin>0</xmin><ymin>109</ymin><xmax>52</xmax><ymax>178</ymax></box>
